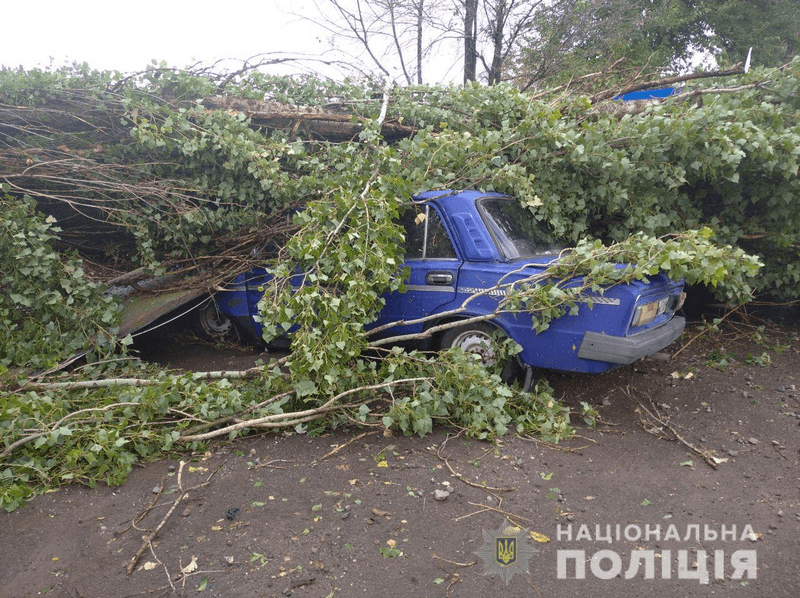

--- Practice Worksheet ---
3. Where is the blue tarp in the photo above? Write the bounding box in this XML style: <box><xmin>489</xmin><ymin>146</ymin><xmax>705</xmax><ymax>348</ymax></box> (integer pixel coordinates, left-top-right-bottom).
<box><xmin>615</xmin><ymin>87</ymin><xmax>679</xmax><ymax>101</ymax></box>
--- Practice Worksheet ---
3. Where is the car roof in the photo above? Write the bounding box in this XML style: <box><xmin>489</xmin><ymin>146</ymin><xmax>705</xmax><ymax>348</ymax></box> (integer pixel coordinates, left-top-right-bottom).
<box><xmin>411</xmin><ymin>189</ymin><xmax>509</xmax><ymax>204</ymax></box>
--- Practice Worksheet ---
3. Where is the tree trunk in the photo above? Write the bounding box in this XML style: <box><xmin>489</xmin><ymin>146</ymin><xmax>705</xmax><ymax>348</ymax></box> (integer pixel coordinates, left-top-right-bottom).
<box><xmin>487</xmin><ymin>0</ymin><xmax>506</xmax><ymax>85</ymax></box>
<box><xmin>464</xmin><ymin>0</ymin><xmax>478</xmax><ymax>82</ymax></box>
<box><xmin>417</xmin><ymin>0</ymin><xmax>424</xmax><ymax>83</ymax></box>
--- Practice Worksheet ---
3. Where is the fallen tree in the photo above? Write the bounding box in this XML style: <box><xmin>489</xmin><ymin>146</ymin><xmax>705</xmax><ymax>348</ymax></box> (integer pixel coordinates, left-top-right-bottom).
<box><xmin>1</xmin><ymin>61</ymin><xmax>796</xmax><ymax>300</ymax></box>
<box><xmin>0</xmin><ymin>60</ymin><xmax>793</xmax><ymax>511</ymax></box>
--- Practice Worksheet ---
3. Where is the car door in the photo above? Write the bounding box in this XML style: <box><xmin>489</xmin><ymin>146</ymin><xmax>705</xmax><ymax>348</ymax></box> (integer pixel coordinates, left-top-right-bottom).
<box><xmin>370</xmin><ymin>203</ymin><xmax>460</xmax><ymax>338</ymax></box>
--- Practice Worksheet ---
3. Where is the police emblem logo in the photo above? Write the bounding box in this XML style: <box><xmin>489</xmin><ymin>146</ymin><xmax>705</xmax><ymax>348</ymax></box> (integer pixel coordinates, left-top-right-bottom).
<box><xmin>496</xmin><ymin>536</ymin><xmax>517</xmax><ymax>566</ymax></box>
<box><xmin>476</xmin><ymin>522</ymin><xmax>538</xmax><ymax>584</ymax></box>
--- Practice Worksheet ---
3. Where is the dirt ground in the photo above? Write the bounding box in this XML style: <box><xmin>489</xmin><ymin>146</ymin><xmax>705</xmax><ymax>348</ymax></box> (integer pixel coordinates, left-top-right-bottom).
<box><xmin>2</xmin><ymin>306</ymin><xmax>799</xmax><ymax>598</ymax></box>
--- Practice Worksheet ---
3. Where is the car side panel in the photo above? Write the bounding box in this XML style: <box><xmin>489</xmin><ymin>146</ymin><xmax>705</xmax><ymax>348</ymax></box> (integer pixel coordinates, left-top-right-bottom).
<box><xmin>427</xmin><ymin>261</ymin><xmax>684</xmax><ymax>373</ymax></box>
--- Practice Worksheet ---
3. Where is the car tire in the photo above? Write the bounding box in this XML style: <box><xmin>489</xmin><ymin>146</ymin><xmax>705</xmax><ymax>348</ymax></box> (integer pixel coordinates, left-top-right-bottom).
<box><xmin>438</xmin><ymin>322</ymin><xmax>522</xmax><ymax>384</ymax></box>
<box><xmin>191</xmin><ymin>299</ymin><xmax>240</xmax><ymax>342</ymax></box>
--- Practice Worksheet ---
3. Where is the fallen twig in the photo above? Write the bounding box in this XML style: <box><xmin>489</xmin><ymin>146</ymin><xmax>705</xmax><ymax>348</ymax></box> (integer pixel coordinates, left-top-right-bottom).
<box><xmin>771</xmin><ymin>442</ymin><xmax>790</xmax><ymax>462</ymax></box>
<box><xmin>149</xmin><ymin>540</ymin><xmax>177</xmax><ymax>595</ymax></box>
<box><xmin>432</xmin><ymin>554</ymin><xmax>476</xmax><ymax>567</ymax></box>
<box><xmin>446</xmin><ymin>572</ymin><xmax>462</xmax><ymax>595</ymax></box>
<box><xmin>317</xmin><ymin>431</ymin><xmax>378</xmax><ymax>463</ymax></box>
<box><xmin>180</xmin><ymin>390</ymin><xmax>294</xmax><ymax>438</ymax></box>
<box><xmin>624</xmin><ymin>387</ymin><xmax>721</xmax><ymax>469</ymax></box>
<box><xmin>525</xmin><ymin>577</ymin><xmax>545</xmax><ymax>598</ymax></box>
<box><xmin>21</xmin><ymin>368</ymin><xmax>265</xmax><ymax>390</ymax></box>
<box><xmin>283</xmin><ymin>578</ymin><xmax>316</xmax><ymax>593</ymax></box>
<box><xmin>457</xmin><ymin>502</ymin><xmax>535</xmax><ymax>528</ymax></box>
<box><xmin>671</xmin><ymin>307</ymin><xmax>742</xmax><ymax>360</ymax></box>
<box><xmin>114</xmin><ymin>477</ymin><xmax>166</xmax><ymax>537</ymax></box>
<box><xmin>517</xmin><ymin>435</ymin><xmax>591</xmax><ymax>453</ymax></box>
<box><xmin>125</xmin><ymin>461</ymin><xmax>218</xmax><ymax>575</ymax></box>
<box><xmin>434</xmin><ymin>434</ymin><xmax>515</xmax><ymax>494</ymax></box>
<box><xmin>253</xmin><ymin>458</ymin><xmax>294</xmax><ymax>470</ymax></box>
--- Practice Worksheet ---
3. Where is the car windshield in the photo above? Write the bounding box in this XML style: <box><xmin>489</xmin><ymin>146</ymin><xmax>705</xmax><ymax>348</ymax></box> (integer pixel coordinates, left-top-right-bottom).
<box><xmin>478</xmin><ymin>197</ymin><xmax>563</xmax><ymax>259</ymax></box>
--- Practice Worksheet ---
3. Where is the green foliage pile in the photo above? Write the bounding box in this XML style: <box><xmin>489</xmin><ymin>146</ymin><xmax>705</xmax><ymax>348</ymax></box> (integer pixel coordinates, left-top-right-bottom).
<box><xmin>380</xmin><ymin>70</ymin><xmax>799</xmax><ymax>302</ymax></box>
<box><xmin>0</xmin><ymin>349</ymin><xmax>568</xmax><ymax>512</ymax></box>
<box><xmin>0</xmin><ymin>59</ymin><xmax>791</xmax><ymax>510</ymax></box>
<box><xmin>2</xmin><ymin>61</ymin><xmax>796</xmax><ymax>300</ymax></box>
<box><xmin>0</xmin><ymin>193</ymin><xmax>121</xmax><ymax>370</ymax></box>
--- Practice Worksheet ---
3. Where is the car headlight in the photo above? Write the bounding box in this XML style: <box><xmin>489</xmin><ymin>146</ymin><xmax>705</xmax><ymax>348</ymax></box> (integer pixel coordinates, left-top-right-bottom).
<box><xmin>632</xmin><ymin>293</ymin><xmax>686</xmax><ymax>328</ymax></box>
<box><xmin>632</xmin><ymin>300</ymin><xmax>664</xmax><ymax>327</ymax></box>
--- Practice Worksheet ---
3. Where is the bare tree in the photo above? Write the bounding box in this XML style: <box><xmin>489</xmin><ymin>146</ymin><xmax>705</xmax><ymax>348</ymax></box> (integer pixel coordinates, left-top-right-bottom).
<box><xmin>296</xmin><ymin>0</ymin><xmax>547</xmax><ymax>85</ymax></box>
<box><xmin>481</xmin><ymin>0</ymin><xmax>545</xmax><ymax>84</ymax></box>
<box><xmin>298</xmin><ymin>0</ymin><xmax>456</xmax><ymax>84</ymax></box>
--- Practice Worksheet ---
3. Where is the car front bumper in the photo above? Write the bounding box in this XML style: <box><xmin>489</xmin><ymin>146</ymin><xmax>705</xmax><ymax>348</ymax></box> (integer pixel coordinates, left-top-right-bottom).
<box><xmin>577</xmin><ymin>316</ymin><xmax>686</xmax><ymax>365</ymax></box>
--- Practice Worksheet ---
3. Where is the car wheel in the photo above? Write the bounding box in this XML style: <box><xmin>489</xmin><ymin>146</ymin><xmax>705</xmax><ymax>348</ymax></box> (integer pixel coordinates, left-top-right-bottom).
<box><xmin>191</xmin><ymin>300</ymin><xmax>239</xmax><ymax>342</ymax></box>
<box><xmin>439</xmin><ymin>322</ymin><xmax>522</xmax><ymax>384</ymax></box>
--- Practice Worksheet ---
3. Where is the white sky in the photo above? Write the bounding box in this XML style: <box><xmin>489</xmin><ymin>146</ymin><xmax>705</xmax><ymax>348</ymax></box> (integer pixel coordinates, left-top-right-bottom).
<box><xmin>1</xmin><ymin>0</ymin><xmax>462</xmax><ymax>83</ymax></box>
<box><xmin>0</xmin><ymin>1</ymin><xmax>725</xmax><ymax>87</ymax></box>
<box><xmin>1</xmin><ymin>1</ymin><xmax>338</xmax><ymax>76</ymax></box>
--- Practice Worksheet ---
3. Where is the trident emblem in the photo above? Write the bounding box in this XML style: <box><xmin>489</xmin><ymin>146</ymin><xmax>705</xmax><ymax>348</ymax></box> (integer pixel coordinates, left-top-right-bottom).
<box><xmin>496</xmin><ymin>537</ymin><xmax>517</xmax><ymax>566</ymax></box>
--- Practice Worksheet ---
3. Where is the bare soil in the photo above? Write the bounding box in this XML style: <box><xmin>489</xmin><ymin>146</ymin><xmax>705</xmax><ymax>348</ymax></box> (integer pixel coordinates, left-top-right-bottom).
<box><xmin>2</xmin><ymin>307</ymin><xmax>800</xmax><ymax>598</ymax></box>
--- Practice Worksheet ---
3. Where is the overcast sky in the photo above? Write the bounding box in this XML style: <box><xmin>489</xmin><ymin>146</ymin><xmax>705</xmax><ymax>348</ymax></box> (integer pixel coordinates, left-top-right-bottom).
<box><xmin>1</xmin><ymin>1</ymin><xmax>338</xmax><ymax>75</ymax></box>
<box><xmin>2</xmin><ymin>0</ymin><xmax>462</xmax><ymax>84</ymax></box>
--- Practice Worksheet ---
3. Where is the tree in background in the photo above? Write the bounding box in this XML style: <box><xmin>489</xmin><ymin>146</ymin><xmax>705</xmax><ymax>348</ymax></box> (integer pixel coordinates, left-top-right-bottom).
<box><xmin>511</xmin><ymin>0</ymin><xmax>800</xmax><ymax>90</ymax></box>
<box><xmin>303</xmin><ymin>0</ymin><xmax>547</xmax><ymax>84</ymax></box>
<box><xmin>307</xmin><ymin>0</ymin><xmax>456</xmax><ymax>84</ymax></box>
<box><xmin>478</xmin><ymin>0</ymin><xmax>546</xmax><ymax>84</ymax></box>
<box><xmin>702</xmin><ymin>0</ymin><xmax>799</xmax><ymax>68</ymax></box>
<box><xmin>510</xmin><ymin>0</ymin><xmax>696</xmax><ymax>89</ymax></box>
<box><xmin>295</xmin><ymin>0</ymin><xmax>797</xmax><ymax>87</ymax></box>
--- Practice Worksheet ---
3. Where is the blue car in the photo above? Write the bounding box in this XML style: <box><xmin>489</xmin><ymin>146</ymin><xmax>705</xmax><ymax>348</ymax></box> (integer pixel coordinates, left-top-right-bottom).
<box><xmin>204</xmin><ymin>190</ymin><xmax>685</xmax><ymax>378</ymax></box>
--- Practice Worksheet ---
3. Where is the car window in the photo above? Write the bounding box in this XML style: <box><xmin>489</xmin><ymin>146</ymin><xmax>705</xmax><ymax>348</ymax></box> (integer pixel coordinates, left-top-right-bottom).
<box><xmin>400</xmin><ymin>205</ymin><xmax>457</xmax><ymax>259</ymax></box>
<box><xmin>478</xmin><ymin>198</ymin><xmax>563</xmax><ymax>259</ymax></box>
